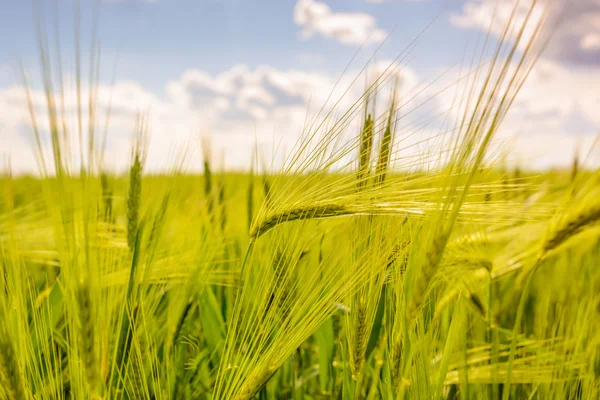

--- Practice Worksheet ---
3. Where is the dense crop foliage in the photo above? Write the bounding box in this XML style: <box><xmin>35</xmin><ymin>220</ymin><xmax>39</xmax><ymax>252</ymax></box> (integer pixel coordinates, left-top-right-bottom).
<box><xmin>1</xmin><ymin>1</ymin><xmax>599</xmax><ymax>399</ymax></box>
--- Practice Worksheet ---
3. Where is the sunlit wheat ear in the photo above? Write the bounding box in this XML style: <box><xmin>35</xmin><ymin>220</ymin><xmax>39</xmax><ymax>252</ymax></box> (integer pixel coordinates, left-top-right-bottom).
<box><xmin>408</xmin><ymin>228</ymin><xmax>449</xmax><ymax>322</ymax></box>
<box><xmin>386</xmin><ymin>253</ymin><xmax>410</xmax><ymax>391</ymax></box>
<box><xmin>127</xmin><ymin>154</ymin><xmax>142</xmax><ymax>251</ymax></box>
<box><xmin>202</xmin><ymin>137</ymin><xmax>216</xmax><ymax>222</ymax></box>
<box><xmin>389</xmin><ymin>340</ymin><xmax>407</xmax><ymax>390</ymax></box>
<box><xmin>217</xmin><ymin>175</ymin><xmax>227</xmax><ymax>233</ymax></box>
<box><xmin>543</xmin><ymin>204</ymin><xmax>600</xmax><ymax>255</ymax></box>
<box><xmin>350</xmin><ymin>302</ymin><xmax>368</xmax><ymax>376</ymax></box>
<box><xmin>126</xmin><ymin>114</ymin><xmax>148</xmax><ymax>251</ymax></box>
<box><xmin>374</xmin><ymin>82</ymin><xmax>399</xmax><ymax>187</ymax></box>
<box><xmin>250</xmin><ymin>204</ymin><xmax>351</xmax><ymax>241</ymax></box>
<box><xmin>347</xmin><ymin>265</ymin><xmax>377</xmax><ymax>384</ymax></box>
<box><xmin>146</xmin><ymin>194</ymin><xmax>169</xmax><ymax>249</ymax></box>
<box><xmin>249</xmin><ymin>190</ymin><xmax>528</xmax><ymax>243</ymax></box>
<box><xmin>233</xmin><ymin>364</ymin><xmax>278</xmax><ymax>400</ymax></box>
<box><xmin>357</xmin><ymin>112</ymin><xmax>374</xmax><ymax>191</ymax></box>
<box><xmin>356</xmin><ymin>85</ymin><xmax>377</xmax><ymax>192</ymax></box>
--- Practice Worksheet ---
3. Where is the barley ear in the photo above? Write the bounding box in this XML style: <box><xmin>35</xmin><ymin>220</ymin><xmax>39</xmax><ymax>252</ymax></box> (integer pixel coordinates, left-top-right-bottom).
<box><xmin>127</xmin><ymin>154</ymin><xmax>142</xmax><ymax>251</ymax></box>
<box><xmin>218</xmin><ymin>176</ymin><xmax>227</xmax><ymax>232</ymax></box>
<box><xmin>247</xmin><ymin>154</ymin><xmax>255</xmax><ymax>233</ymax></box>
<box><xmin>234</xmin><ymin>365</ymin><xmax>276</xmax><ymax>400</ymax></box>
<box><xmin>202</xmin><ymin>137</ymin><xmax>215</xmax><ymax>223</ymax></box>
<box><xmin>408</xmin><ymin>230</ymin><xmax>449</xmax><ymax>322</ymax></box>
<box><xmin>127</xmin><ymin>113</ymin><xmax>148</xmax><ymax>251</ymax></box>
<box><xmin>374</xmin><ymin>82</ymin><xmax>398</xmax><ymax>187</ymax></box>
<box><xmin>250</xmin><ymin>204</ymin><xmax>351</xmax><ymax>241</ymax></box>
<box><xmin>357</xmin><ymin>113</ymin><xmax>374</xmax><ymax>191</ymax></box>
<box><xmin>543</xmin><ymin>205</ymin><xmax>600</xmax><ymax>254</ymax></box>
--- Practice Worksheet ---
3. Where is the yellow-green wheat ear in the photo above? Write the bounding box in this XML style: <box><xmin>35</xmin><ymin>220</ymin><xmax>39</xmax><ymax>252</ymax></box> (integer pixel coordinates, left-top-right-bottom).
<box><xmin>127</xmin><ymin>154</ymin><xmax>142</xmax><ymax>251</ymax></box>
<box><xmin>543</xmin><ymin>205</ymin><xmax>600</xmax><ymax>255</ymax></box>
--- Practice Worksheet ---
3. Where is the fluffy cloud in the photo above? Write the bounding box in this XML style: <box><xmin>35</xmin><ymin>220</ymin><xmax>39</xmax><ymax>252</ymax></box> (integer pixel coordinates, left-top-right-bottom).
<box><xmin>494</xmin><ymin>60</ymin><xmax>600</xmax><ymax>168</ymax></box>
<box><xmin>434</xmin><ymin>57</ymin><xmax>600</xmax><ymax>169</ymax></box>
<box><xmin>3</xmin><ymin>52</ymin><xmax>597</xmax><ymax>176</ymax></box>
<box><xmin>1</xmin><ymin>61</ymin><xmax>422</xmax><ymax>175</ymax></box>
<box><xmin>451</xmin><ymin>0</ymin><xmax>600</xmax><ymax>66</ymax></box>
<box><xmin>511</xmin><ymin>61</ymin><xmax>600</xmax><ymax>131</ymax></box>
<box><xmin>294</xmin><ymin>0</ymin><xmax>387</xmax><ymax>45</ymax></box>
<box><xmin>447</xmin><ymin>0</ymin><xmax>600</xmax><ymax>168</ymax></box>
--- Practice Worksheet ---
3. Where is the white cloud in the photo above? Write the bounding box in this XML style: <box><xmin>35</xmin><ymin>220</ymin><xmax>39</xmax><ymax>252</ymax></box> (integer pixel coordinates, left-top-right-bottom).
<box><xmin>439</xmin><ymin>59</ymin><xmax>600</xmax><ymax>169</ymax></box>
<box><xmin>294</xmin><ymin>0</ymin><xmax>387</xmax><ymax>46</ymax></box>
<box><xmin>1</xmin><ymin>61</ymin><xmax>420</xmax><ymax>175</ymax></box>
<box><xmin>446</xmin><ymin>0</ymin><xmax>600</xmax><ymax>169</ymax></box>
<box><xmin>450</xmin><ymin>0</ymin><xmax>600</xmax><ymax>66</ymax></box>
<box><xmin>3</xmin><ymin>53</ymin><xmax>598</xmax><ymax>176</ymax></box>
<box><xmin>513</xmin><ymin>60</ymin><xmax>600</xmax><ymax>129</ymax></box>
<box><xmin>500</xmin><ymin>61</ymin><xmax>600</xmax><ymax>168</ymax></box>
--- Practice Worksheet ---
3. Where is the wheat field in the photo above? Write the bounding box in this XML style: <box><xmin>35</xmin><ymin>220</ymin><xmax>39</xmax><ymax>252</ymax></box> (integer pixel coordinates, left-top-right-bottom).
<box><xmin>1</xmin><ymin>1</ymin><xmax>599</xmax><ymax>399</ymax></box>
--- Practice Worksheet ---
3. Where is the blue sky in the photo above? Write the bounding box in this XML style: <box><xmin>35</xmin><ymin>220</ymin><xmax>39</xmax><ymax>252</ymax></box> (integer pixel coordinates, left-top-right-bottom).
<box><xmin>1</xmin><ymin>0</ymin><xmax>599</xmax><ymax>173</ymax></box>
<box><xmin>1</xmin><ymin>1</ymin><xmax>471</xmax><ymax>88</ymax></box>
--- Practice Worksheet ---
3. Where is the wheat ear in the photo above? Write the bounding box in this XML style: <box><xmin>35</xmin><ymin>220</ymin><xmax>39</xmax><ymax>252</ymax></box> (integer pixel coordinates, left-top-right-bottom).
<box><xmin>543</xmin><ymin>205</ymin><xmax>600</xmax><ymax>253</ymax></box>
<box><xmin>250</xmin><ymin>204</ymin><xmax>352</xmax><ymax>240</ymax></box>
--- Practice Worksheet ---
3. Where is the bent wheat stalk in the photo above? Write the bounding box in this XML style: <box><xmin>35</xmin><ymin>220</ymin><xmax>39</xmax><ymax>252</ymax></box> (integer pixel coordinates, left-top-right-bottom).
<box><xmin>250</xmin><ymin>204</ymin><xmax>352</xmax><ymax>240</ymax></box>
<box><xmin>542</xmin><ymin>204</ymin><xmax>600</xmax><ymax>254</ymax></box>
